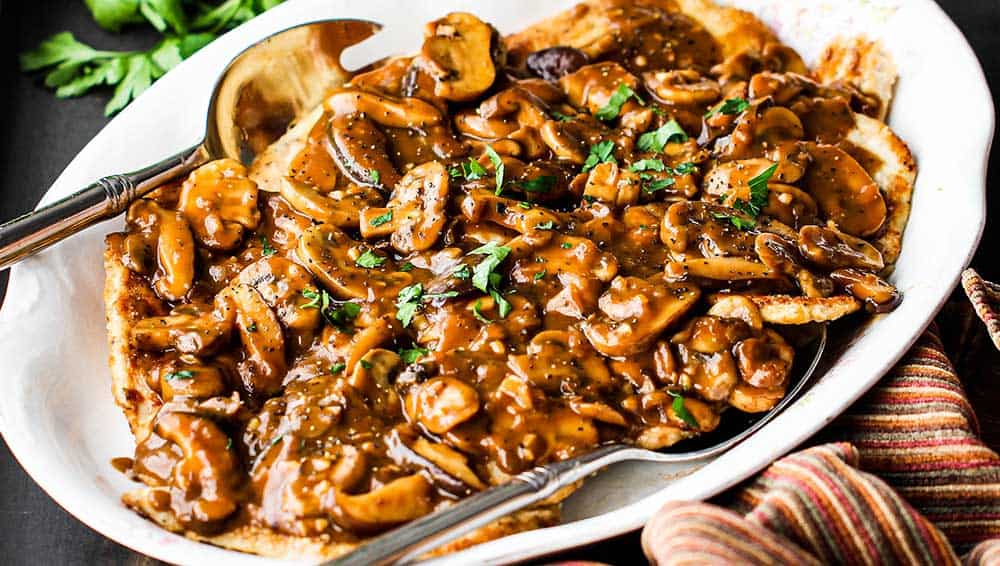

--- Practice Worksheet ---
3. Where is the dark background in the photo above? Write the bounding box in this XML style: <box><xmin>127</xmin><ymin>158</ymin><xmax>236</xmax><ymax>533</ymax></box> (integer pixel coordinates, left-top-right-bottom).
<box><xmin>0</xmin><ymin>1</ymin><xmax>996</xmax><ymax>564</ymax></box>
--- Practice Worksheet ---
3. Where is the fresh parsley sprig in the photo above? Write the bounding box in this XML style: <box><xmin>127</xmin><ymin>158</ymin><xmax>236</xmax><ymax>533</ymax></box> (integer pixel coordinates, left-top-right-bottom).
<box><xmin>595</xmin><ymin>83</ymin><xmax>644</xmax><ymax>121</ymax></box>
<box><xmin>20</xmin><ymin>1</ymin><xmax>285</xmax><ymax>115</ymax></box>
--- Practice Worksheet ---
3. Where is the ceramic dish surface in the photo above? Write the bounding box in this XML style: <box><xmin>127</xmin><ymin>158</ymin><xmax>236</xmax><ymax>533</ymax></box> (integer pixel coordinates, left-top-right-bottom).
<box><xmin>0</xmin><ymin>0</ymin><xmax>991</xmax><ymax>564</ymax></box>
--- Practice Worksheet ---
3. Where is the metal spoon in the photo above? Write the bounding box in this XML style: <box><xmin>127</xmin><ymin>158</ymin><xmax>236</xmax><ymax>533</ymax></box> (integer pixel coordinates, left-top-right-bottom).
<box><xmin>0</xmin><ymin>19</ymin><xmax>381</xmax><ymax>271</ymax></box>
<box><xmin>330</xmin><ymin>327</ymin><xmax>827</xmax><ymax>566</ymax></box>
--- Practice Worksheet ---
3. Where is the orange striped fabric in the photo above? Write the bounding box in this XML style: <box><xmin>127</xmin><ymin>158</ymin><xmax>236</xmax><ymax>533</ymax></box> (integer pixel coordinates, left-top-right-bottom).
<box><xmin>641</xmin><ymin>327</ymin><xmax>1000</xmax><ymax>566</ymax></box>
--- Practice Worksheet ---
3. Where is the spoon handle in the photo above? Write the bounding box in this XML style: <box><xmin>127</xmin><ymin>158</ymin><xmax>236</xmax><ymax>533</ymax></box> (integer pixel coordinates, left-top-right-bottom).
<box><xmin>0</xmin><ymin>144</ymin><xmax>210</xmax><ymax>271</ymax></box>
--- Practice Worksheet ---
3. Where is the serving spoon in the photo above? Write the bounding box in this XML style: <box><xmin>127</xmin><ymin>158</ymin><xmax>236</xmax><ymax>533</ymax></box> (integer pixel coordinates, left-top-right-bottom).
<box><xmin>0</xmin><ymin>19</ymin><xmax>382</xmax><ymax>271</ymax></box>
<box><xmin>330</xmin><ymin>327</ymin><xmax>827</xmax><ymax>566</ymax></box>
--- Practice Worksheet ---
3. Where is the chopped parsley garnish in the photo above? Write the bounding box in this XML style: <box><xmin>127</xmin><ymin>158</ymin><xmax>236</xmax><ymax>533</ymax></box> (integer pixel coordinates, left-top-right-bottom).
<box><xmin>452</xmin><ymin>264</ymin><xmax>471</xmax><ymax>280</ymax></box>
<box><xmin>551</xmin><ymin>111</ymin><xmax>575</xmax><ymax>122</ymax></box>
<box><xmin>673</xmin><ymin>161</ymin><xmax>697</xmax><ymax>175</ymax></box>
<box><xmin>369</xmin><ymin>169</ymin><xmax>380</xmax><ymax>184</ymax></box>
<box><xmin>303</xmin><ymin>289</ymin><xmax>360</xmax><ymax>328</ymax></box>
<box><xmin>246</xmin><ymin>323</ymin><xmax>257</xmax><ymax>332</ymax></box>
<box><xmin>629</xmin><ymin>158</ymin><xmax>667</xmax><ymax>172</ymax></box>
<box><xmin>595</xmin><ymin>83</ymin><xmax>644</xmax><ymax>121</ymax></box>
<box><xmin>165</xmin><ymin>370</ymin><xmax>194</xmax><ymax>381</ymax></box>
<box><xmin>533</xmin><ymin>269</ymin><xmax>547</xmax><ymax>281</ymax></box>
<box><xmin>399</xmin><ymin>346</ymin><xmax>429</xmax><ymax>364</ymax></box>
<box><xmin>518</xmin><ymin>201</ymin><xmax>532</xmax><ymax>209</ymax></box>
<box><xmin>485</xmin><ymin>145</ymin><xmax>505</xmax><ymax>194</ymax></box>
<box><xmin>395</xmin><ymin>283</ymin><xmax>424</xmax><ymax>328</ymax></box>
<box><xmin>260</xmin><ymin>236</ymin><xmax>276</xmax><ymax>256</ymax></box>
<box><xmin>454</xmin><ymin>157</ymin><xmax>487</xmax><ymax>181</ymax></box>
<box><xmin>424</xmin><ymin>291</ymin><xmax>460</xmax><ymax>300</ymax></box>
<box><xmin>744</xmin><ymin>162</ymin><xmax>778</xmax><ymax>213</ymax></box>
<box><xmin>561</xmin><ymin>242</ymin><xmax>573</xmax><ymax>249</ymax></box>
<box><xmin>468</xmin><ymin>242</ymin><xmax>512</xmax><ymax>293</ymax></box>
<box><xmin>668</xmin><ymin>391</ymin><xmax>700</xmax><ymax>429</ymax></box>
<box><xmin>705</xmin><ymin>97</ymin><xmax>750</xmax><ymax>118</ymax></box>
<box><xmin>301</xmin><ymin>288</ymin><xmax>325</xmax><ymax>309</ymax></box>
<box><xmin>225</xmin><ymin>438</ymin><xmax>233</xmax><ymax>451</ymax></box>
<box><xmin>536</xmin><ymin>220</ymin><xmax>556</xmax><ymax>230</ymax></box>
<box><xmin>369</xmin><ymin>209</ymin><xmax>393</xmax><ymax>227</ymax></box>
<box><xmin>643</xmin><ymin>177</ymin><xmax>676</xmax><ymax>193</ymax></box>
<box><xmin>637</xmin><ymin>119</ymin><xmax>688</xmax><ymax>153</ymax></box>
<box><xmin>712</xmin><ymin>211</ymin><xmax>756</xmax><ymax>230</ymax></box>
<box><xmin>400</xmin><ymin>262</ymin><xmax>415</xmax><ymax>272</ymax></box>
<box><xmin>472</xmin><ymin>299</ymin><xmax>493</xmax><ymax>324</ymax></box>
<box><xmin>359</xmin><ymin>359</ymin><xmax>373</xmax><ymax>369</ymax></box>
<box><xmin>325</xmin><ymin>301</ymin><xmax>361</xmax><ymax>328</ymax></box>
<box><xmin>490</xmin><ymin>289</ymin><xmax>512</xmax><ymax>318</ymax></box>
<box><xmin>355</xmin><ymin>249</ymin><xmax>385</xmax><ymax>269</ymax></box>
<box><xmin>518</xmin><ymin>175</ymin><xmax>556</xmax><ymax>193</ymax></box>
<box><xmin>582</xmin><ymin>140</ymin><xmax>617</xmax><ymax>173</ymax></box>
<box><xmin>270</xmin><ymin>435</ymin><xmax>284</xmax><ymax>447</ymax></box>
<box><xmin>329</xmin><ymin>362</ymin><xmax>346</xmax><ymax>374</ymax></box>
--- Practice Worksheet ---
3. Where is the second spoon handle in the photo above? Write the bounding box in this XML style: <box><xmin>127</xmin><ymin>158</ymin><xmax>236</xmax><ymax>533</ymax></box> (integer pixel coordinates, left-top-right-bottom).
<box><xmin>0</xmin><ymin>144</ymin><xmax>210</xmax><ymax>271</ymax></box>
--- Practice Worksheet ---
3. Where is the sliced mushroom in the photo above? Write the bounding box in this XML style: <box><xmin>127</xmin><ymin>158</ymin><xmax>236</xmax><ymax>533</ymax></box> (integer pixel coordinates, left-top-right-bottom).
<box><xmin>665</xmin><ymin>257</ymin><xmax>781</xmax><ymax>282</ymax></box>
<box><xmin>582</xmin><ymin>275</ymin><xmax>700</xmax><ymax>357</ymax></box>
<box><xmin>582</xmin><ymin>162</ymin><xmax>640</xmax><ymax>208</ymax></box>
<box><xmin>226</xmin><ymin>283</ymin><xmax>286</xmax><ymax>398</ymax></box>
<box><xmin>325</xmin><ymin>89</ymin><xmax>443</xmax><ymax>129</ymax></box>
<box><xmin>237</xmin><ymin>255</ymin><xmax>322</xmax><ymax>333</ymax></box>
<box><xmin>830</xmin><ymin>268</ymin><xmax>901</xmax><ymax>313</ymax></box>
<box><xmin>800</xmin><ymin>143</ymin><xmax>886</xmax><ymax>237</ymax></box>
<box><xmin>278</xmin><ymin>177</ymin><xmax>383</xmax><ymax>229</ymax></box>
<box><xmin>707</xmin><ymin>295</ymin><xmax>764</xmax><ymax>330</ymax></box>
<box><xmin>178</xmin><ymin>158</ymin><xmax>261</xmax><ymax>251</ymax></box>
<box><xmin>459</xmin><ymin>189</ymin><xmax>562</xmax><ymax>244</ymax></box>
<box><xmin>297</xmin><ymin>223</ymin><xmax>412</xmax><ymax>300</ymax></box>
<box><xmin>126</xmin><ymin>199</ymin><xmax>196</xmax><ymax>301</ymax></box>
<box><xmin>754</xmin><ymin>233</ymin><xmax>833</xmax><ymax>298</ymax></box>
<box><xmin>411</xmin><ymin>437</ymin><xmax>486</xmax><ymax>490</ymax></box>
<box><xmin>510</xmin><ymin>235</ymin><xmax>619</xmax><ymax>319</ymax></box>
<box><xmin>798</xmin><ymin>225</ymin><xmax>885</xmax><ymax>271</ymax></box>
<box><xmin>407</xmin><ymin>376</ymin><xmax>480</xmax><ymax>434</ymax></box>
<box><xmin>643</xmin><ymin>70</ymin><xmax>721</xmax><ymax>106</ymax></box>
<box><xmin>734</xmin><ymin>328</ymin><xmax>794</xmax><ymax>389</ymax></box>
<box><xmin>333</xmin><ymin>474</ymin><xmax>434</xmax><ymax>532</ymax></box>
<box><xmin>359</xmin><ymin>161</ymin><xmax>450</xmax><ymax>253</ymax></box>
<box><xmin>508</xmin><ymin>329</ymin><xmax>613</xmax><ymax>394</ymax></box>
<box><xmin>419</xmin><ymin>12</ymin><xmax>501</xmax><ymax>102</ymax></box>
<box><xmin>154</xmin><ymin>411</ymin><xmax>241</xmax><ymax>531</ymax></box>
<box><xmin>132</xmin><ymin>304</ymin><xmax>231</xmax><ymax>355</ymax></box>
<box><xmin>559</xmin><ymin>62</ymin><xmax>643</xmax><ymax>117</ymax></box>
<box><xmin>729</xmin><ymin>382</ymin><xmax>785</xmax><ymax>413</ymax></box>
<box><xmin>347</xmin><ymin>348</ymin><xmax>401</xmax><ymax>410</ymax></box>
<box><xmin>328</xmin><ymin>113</ymin><xmax>401</xmax><ymax>191</ymax></box>
<box><xmin>158</xmin><ymin>360</ymin><xmax>229</xmax><ymax>402</ymax></box>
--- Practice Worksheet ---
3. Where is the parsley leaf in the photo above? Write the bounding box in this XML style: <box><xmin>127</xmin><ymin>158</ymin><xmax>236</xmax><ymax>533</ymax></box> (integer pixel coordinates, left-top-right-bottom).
<box><xmin>300</xmin><ymin>288</ymin><xmax>324</xmax><ymax>309</ymax></box>
<box><xmin>595</xmin><ymin>83</ymin><xmax>643</xmax><ymax>121</ymax></box>
<box><xmin>746</xmin><ymin>163</ymin><xmax>778</xmax><ymax>211</ymax></box>
<box><xmin>369</xmin><ymin>210</ymin><xmax>393</xmax><ymax>227</ymax></box>
<box><xmin>329</xmin><ymin>362</ymin><xmax>346</xmax><ymax>374</ymax></box>
<box><xmin>399</xmin><ymin>346</ymin><xmax>429</xmax><ymax>364</ymax></box>
<box><xmin>369</xmin><ymin>169</ymin><xmax>380</xmax><ymax>184</ymax></box>
<box><xmin>485</xmin><ymin>146</ymin><xmax>505</xmax><ymax>194</ymax></box>
<box><xmin>490</xmin><ymin>289</ymin><xmax>512</xmax><ymax>318</ymax></box>
<box><xmin>355</xmin><ymin>249</ymin><xmax>385</xmax><ymax>269</ymax></box>
<box><xmin>536</xmin><ymin>220</ymin><xmax>556</xmax><ymax>230</ymax></box>
<box><xmin>399</xmin><ymin>261</ymin><xmax>414</xmax><ymax>272</ymax></box>
<box><xmin>711</xmin><ymin>211</ymin><xmax>756</xmax><ymax>230</ymax></box>
<box><xmin>637</xmin><ymin>119</ymin><xmax>688</xmax><ymax>153</ymax></box>
<box><xmin>325</xmin><ymin>301</ymin><xmax>361</xmax><ymax>328</ymax></box>
<box><xmin>359</xmin><ymin>359</ymin><xmax>373</xmax><ymax>370</ymax></box>
<box><xmin>673</xmin><ymin>161</ymin><xmax>697</xmax><ymax>175</ymax></box>
<box><xmin>629</xmin><ymin>159</ymin><xmax>667</xmax><ymax>173</ymax></box>
<box><xmin>561</xmin><ymin>242</ymin><xmax>572</xmax><ymax>249</ymax></box>
<box><xmin>452</xmin><ymin>264</ymin><xmax>471</xmax><ymax>280</ymax></box>
<box><xmin>643</xmin><ymin>177</ymin><xmax>676</xmax><ymax>193</ymax></box>
<box><xmin>668</xmin><ymin>391</ymin><xmax>700</xmax><ymax>429</ymax></box>
<box><xmin>582</xmin><ymin>140</ymin><xmax>617</xmax><ymax>173</ymax></box>
<box><xmin>395</xmin><ymin>283</ymin><xmax>424</xmax><ymax>327</ymax></box>
<box><xmin>705</xmin><ymin>97</ymin><xmax>750</xmax><ymax>118</ymax></box>
<box><xmin>454</xmin><ymin>157</ymin><xmax>487</xmax><ymax>181</ymax></box>
<box><xmin>468</xmin><ymin>242</ymin><xmax>512</xmax><ymax>293</ymax></box>
<box><xmin>165</xmin><ymin>369</ymin><xmax>194</xmax><ymax>381</ymax></box>
<box><xmin>551</xmin><ymin>111</ymin><xmax>575</xmax><ymax>122</ymax></box>
<box><xmin>260</xmin><ymin>235</ymin><xmax>276</xmax><ymax>256</ymax></box>
<box><xmin>472</xmin><ymin>299</ymin><xmax>493</xmax><ymax>324</ymax></box>
<box><xmin>533</xmin><ymin>269</ymin><xmax>547</xmax><ymax>281</ymax></box>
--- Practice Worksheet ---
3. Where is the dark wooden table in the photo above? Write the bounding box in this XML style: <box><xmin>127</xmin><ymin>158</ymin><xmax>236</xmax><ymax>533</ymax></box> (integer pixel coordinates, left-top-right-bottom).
<box><xmin>0</xmin><ymin>1</ymin><xmax>997</xmax><ymax>564</ymax></box>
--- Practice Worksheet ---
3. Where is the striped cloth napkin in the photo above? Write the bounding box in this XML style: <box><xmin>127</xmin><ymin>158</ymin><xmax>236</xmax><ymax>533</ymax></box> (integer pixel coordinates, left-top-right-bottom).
<box><xmin>640</xmin><ymin>273</ymin><xmax>1000</xmax><ymax>565</ymax></box>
